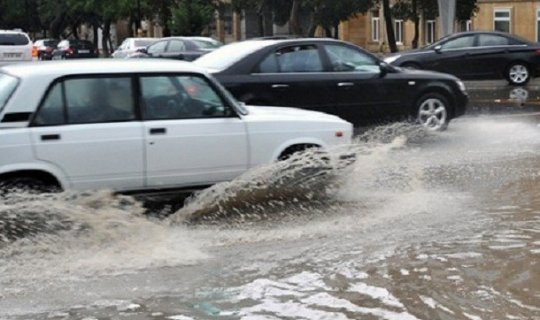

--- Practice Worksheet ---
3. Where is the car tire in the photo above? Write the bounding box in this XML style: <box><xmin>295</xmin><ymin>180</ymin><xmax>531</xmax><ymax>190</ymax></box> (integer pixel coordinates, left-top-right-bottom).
<box><xmin>0</xmin><ymin>177</ymin><xmax>59</xmax><ymax>195</ymax></box>
<box><xmin>415</xmin><ymin>92</ymin><xmax>450</xmax><ymax>131</ymax></box>
<box><xmin>507</xmin><ymin>62</ymin><xmax>530</xmax><ymax>86</ymax></box>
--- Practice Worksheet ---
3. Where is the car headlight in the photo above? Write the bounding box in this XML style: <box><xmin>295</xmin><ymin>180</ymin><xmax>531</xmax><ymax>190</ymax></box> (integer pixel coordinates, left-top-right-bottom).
<box><xmin>383</xmin><ymin>55</ymin><xmax>401</xmax><ymax>64</ymax></box>
<box><xmin>456</xmin><ymin>80</ymin><xmax>466</xmax><ymax>93</ymax></box>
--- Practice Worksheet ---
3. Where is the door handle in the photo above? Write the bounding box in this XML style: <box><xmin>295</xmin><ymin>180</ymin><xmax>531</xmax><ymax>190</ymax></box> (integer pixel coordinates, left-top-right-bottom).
<box><xmin>271</xmin><ymin>84</ymin><xmax>289</xmax><ymax>89</ymax></box>
<box><xmin>41</xmin><ymin>134</ymin><xmax>60</xmax><ymax>141</ymax></box>
<box><xmin>149</xmin><ymin>128</ymin><xmax>166</xmax><ymax>135</ymax></box>
<box><xmin>337</xmin><ymin>82</ymin><xmax>354</xmax><ymax>87</ymax></box>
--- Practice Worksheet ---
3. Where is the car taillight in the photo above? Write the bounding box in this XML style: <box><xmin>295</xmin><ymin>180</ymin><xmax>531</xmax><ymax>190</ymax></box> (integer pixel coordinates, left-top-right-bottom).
<box><xmin>45</xmin><ymin>47</ymin><xmax>52</xmax><ymax>52</ymax></box>
<box><xmin>66</xmin><ymin>47</ymin><xmax>73</xmax><ymax>54</ymax></box>
<box><xmin>535</xmin><ymin>49</ymin><xmax>540</xmax><ymax>56</ymax></box>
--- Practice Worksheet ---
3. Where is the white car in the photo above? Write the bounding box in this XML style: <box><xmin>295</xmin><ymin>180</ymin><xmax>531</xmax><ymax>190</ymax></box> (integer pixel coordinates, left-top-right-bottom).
<box><xmin>112</xmin><ymin>37</ymin><xmax>159</xmax><ymax>59</ymax></box>
<box><xmin>0</xmin><ymin>59</ymin><xmax>352</xmax><ymax>193</ymax></box>
<box><xmin>0</xmin><ymin>30</ymin><xmax>33</xmax><ymax>65</ymax></box>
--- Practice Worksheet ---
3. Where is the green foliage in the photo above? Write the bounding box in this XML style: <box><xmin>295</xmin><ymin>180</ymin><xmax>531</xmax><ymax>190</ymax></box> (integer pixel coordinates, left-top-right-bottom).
<box><xmin>169</xmin><ymin>0</ymin><xmax>216</xmax><ymax>36</ymax></box>
<box><xmin>308</xmin><ymin>0</ymin><xmax>374</xmax><ymax>31</ymax></box>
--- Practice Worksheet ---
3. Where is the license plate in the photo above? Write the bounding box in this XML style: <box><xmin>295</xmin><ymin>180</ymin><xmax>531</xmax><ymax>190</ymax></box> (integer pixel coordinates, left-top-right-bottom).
<box><xmin>78</xmin><ymin>49</ymin><xmax>90</xmax><ymax>53</ymax></box>
<box><xmin>2</xmin><ymin>52</ymin><xmax>22</xmax><ymax>59</ymax></box>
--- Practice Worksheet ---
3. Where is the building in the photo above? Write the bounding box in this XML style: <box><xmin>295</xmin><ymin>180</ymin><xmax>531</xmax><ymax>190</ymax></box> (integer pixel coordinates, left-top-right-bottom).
<box><xmin>473</xmin><ymin>0</ymin><xmax>540</xmax><ymax>42</ymax></box>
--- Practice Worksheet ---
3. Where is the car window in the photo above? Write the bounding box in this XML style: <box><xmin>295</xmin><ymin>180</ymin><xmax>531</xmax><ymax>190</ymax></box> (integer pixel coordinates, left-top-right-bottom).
<box><xmin>167</xmin><ymin>40</ymin><xmax>186</xmax><ymax>52</ymax></box>
<box><xmin>478</xmin><ymin>34</ymin><xmax>509</xmax><ymax>46</ymax></box>
<box><xmin>0</xmin><ymin>73</ymin><xmax>19</xmax><ymax>112</ymax></box>
<box><xmin>277</xmin><ymin>45</ymin><xmax>323</xmax><ymax>72</ymax></box>
<box><xmin>34</xmin><ymin>77</ymin><xmax>135</xmax><ymax>126</ymax></box>
<box><xmin>324</xmin><ymin>44</ymin><xmax>379</xmax><ymax>72</ymax></box>
<box><xmin>147</xmin><ymin>41</ymin><xmax>167</xmax><ymax>54</ymax></box>
<box><xmin>140</xmin><ymin>75</ymin><xmax>227</xmax><ymax>120</ymax></box>
<box><xmin>441</xmin><ymin>35</ymin><xmax>475</xmax><ymax>49</ymax></box>
<box><xmin>0</xmin><ymin>33</ymin><xmax>29</xmax><ymax>46</ymax></box>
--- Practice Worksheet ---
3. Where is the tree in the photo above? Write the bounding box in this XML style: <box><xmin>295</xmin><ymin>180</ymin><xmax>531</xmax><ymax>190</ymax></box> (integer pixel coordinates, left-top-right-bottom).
<box><xmin>305</xmin><ymin>0</ymin><xmax>374</xmax><ymax>38</ymax></box>
<box><xmin>382</xmin><ymin>0</ymin><xmax>397</xmax><ymax>52</ymax></box>
<box><xmin>391</xmin><ymin>0</ymin><xmax>478</xmax><ymax>49</ymax></box>
<box><xmin>169</xmin><ymin>0</ymin><xmax>216</xmax><ymax>36</ymax></box>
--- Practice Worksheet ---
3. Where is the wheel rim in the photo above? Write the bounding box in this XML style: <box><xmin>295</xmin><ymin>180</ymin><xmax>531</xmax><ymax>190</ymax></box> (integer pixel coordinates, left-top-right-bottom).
<box><xmin>509</xmin><ymin>64</ymin><xmax>529</xmax><ymax>84</ymax></box>
<box><xmin>418</xmin><ymin>98</ymin><xmax>447</xmax><ymax>130</ymax></box>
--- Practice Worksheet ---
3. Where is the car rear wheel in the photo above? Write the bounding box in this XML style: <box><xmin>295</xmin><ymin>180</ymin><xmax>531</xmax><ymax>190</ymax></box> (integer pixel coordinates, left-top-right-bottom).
<box><xmin>507</xmin><ymin>62</ymin><xmax>530</xmax><ymax>86</ymax></box>
<box><xmin>416</xmin><ymin>93</ymin><xmax>449</xmax><ymax>131</ymax></box>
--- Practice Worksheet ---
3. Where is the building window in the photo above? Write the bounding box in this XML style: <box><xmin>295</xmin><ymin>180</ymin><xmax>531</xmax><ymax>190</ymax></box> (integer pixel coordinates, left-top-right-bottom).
<box><xmin>537</xmin><ymin>9</ymin><xmax>540</xmax><ymax>42</ymax></box>
<box><xmin>460</xmin><ymin>20</ymin><xmax>472</xmax><ymax>32</ymax></box>
<box><xmin>371</xmin><ymin>10</ymin><xmax>380</xmax><ymax>42</ymax></box>
<box><xmin>426</xmin><ymin>20</ymin><xmax>436</xmax><ymax>44</ymax></box>
<box><xmin>494</xmin><ymin>9</ymin><xmax>511</xmax><ymax>33</ymax></box>
<box><xmin>395</xmin><ymin>19</ymin><xmax>404</xmax><ymax>44</ymax></box>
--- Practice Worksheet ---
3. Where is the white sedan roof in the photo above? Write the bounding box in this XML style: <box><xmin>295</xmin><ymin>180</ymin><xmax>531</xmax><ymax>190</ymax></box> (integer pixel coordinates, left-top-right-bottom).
<box><xmin>1</xmin><ymin>59</ymin><xmax>208</xmax><ymax>78</ymax></box>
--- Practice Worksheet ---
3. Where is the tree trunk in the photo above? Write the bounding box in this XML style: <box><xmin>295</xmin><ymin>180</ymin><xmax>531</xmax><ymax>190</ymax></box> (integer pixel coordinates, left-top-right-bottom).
<box><xmin>101</xmin><ymin>19</ymin><xmax>111</xmax><ymax>57</ymax></box>
<box><xmin>383</xmin><ymin>0</ymin><xmax>398</xmax><ymax>53</ymax></box>
<box><xmin>412</xmin><ymin>0</ymin><xmax>419</xmax><ymax>48</ymax></box>
<box><xmin>289</xmin><ymin>0</ymin><xmax>301</xmax><ymax>35</ymax></box>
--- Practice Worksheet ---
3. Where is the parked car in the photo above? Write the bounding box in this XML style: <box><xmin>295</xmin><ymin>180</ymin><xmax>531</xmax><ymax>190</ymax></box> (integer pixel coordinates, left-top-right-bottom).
<box><xmin>127</xmin><ymin>37</ymin><xmax>213</xmax><ymax>61</ymax></box>
<box><xmin>112</xmin><ymin>37</ymin><xmax>159</xmax><ymax>59</ymax></box>
<box><xmin>193</xmin><ymin>38</ymin><xmax>468</xmax><ymax>130</ymax></box>
<box><xmin>33</xmin><ymin>38</ymin><xmax>59</xmax><ymax>60</ymax></box>
<box><xmin>0</xmin><ymin>59</ymin><xmax>352</xmax><ymax>193</ymax></box>
<box><xmin>0</xmin><ymin>29</ymin><xmax>32</xmax><ymax>65</ymax></box>
<box><xmin>52</xmin><ymin>39</ymin><xmax>98</xmax><ymax>59</ymax></box>
<box><xmin>384</xmin><ymin>31</ymin><xmax>540</xmax><ymax>86</ymax></box>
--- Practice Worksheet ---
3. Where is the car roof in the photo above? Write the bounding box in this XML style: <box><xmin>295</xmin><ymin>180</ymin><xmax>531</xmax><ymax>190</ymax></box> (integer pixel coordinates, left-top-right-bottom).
<box><xmin>1</xmin><ymin>59</ymin><xmax>208</xmax><ymax>78</ymax></box>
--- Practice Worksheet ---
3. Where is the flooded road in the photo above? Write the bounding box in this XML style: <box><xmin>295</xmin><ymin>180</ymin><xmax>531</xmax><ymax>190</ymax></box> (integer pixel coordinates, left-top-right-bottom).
<box><xmin>1</xmin><ymin>81</ymin><xmax>540</xmax><ymax>320</ymax></box>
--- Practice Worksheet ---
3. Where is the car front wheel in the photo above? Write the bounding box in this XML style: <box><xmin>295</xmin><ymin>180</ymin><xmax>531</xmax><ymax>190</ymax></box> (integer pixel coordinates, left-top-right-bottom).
<box><xmin>507</xmin><ymin>62</ymin><xmax>530</xmax><ymax>86</ymax></box>
<box><xmin>416</xmin><ymin>93</ymin><xmax>449</xmax><ymax>131</ymax></box>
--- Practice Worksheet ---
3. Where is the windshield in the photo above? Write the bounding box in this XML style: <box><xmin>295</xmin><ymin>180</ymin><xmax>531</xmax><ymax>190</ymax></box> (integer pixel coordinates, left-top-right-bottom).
<box><xmin>191</xmin><ymin>38</ymin><xmax>222</xmax><ymax>49</ymax></box>
<box><xmin>193</xmin><ymin>40</ymin><xmax>274</xmax><ymax>71</ymax></box>
<box><xmin>134</xmin><ymin>39</ymin><xmax>156</xmax><ymax>47</ymax></box>
<box><xmin>0</xmin><ymin>73</ymin><xmax>19</xmax><ymax>112</ymax></box>
<box><xmin>0</xmin><ymin>33</ymin><xmax>29</xmax><ymax>45</ymax></box>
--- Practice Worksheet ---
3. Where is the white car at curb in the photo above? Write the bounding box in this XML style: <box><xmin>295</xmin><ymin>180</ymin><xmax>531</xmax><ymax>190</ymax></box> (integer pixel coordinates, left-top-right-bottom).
<box><xmin>0</xmin><ymin>59</ymin><xmax>352</xmax><ymax>193</ymax></box>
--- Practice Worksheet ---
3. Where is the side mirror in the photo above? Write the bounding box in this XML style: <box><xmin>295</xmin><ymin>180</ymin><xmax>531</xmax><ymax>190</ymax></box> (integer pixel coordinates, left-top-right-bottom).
<box><xmin>379</xmin><ymin>62</ymin><xmax>393</xmax><ymax>76</ymax></box>
<box><xmin>434</xmin><ymin>45</ymin><xmax>442</xmax><ymax>53</ymax></box>
<box><xmin>137</xmin><ymin>47</ymin><xmax>147</xmax><ymax>54</ymax></box>
<box><xmin>177</xmin><ymin>53</ymin><xmax>185</xmax><ymax>60</ymax></box>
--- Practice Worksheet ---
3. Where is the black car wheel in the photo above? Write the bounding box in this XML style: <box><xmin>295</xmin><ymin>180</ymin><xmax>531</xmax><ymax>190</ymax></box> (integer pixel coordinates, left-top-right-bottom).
<box><xmin>507</xmin><ymin>62</ymin><xmax>530</xmax><ymax>86</ymax></box>
<box><xmin>416</xmin><ymin>93</ymin><xmax>449</xmax><ymax>131</ymax></box>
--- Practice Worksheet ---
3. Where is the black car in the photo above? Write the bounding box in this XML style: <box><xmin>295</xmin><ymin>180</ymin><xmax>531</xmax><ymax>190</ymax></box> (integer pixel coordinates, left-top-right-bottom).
<box><xmin>128</xmin><ymin>37</ymin><xmax>212</xmax><ymax>61</ymax></box>
<box><xmin>384</xmin><ymin>31</ymin><xmax>540</xmax><ymax>86</ymax></box>
<box><xmin>33</xmin><ymin>38</ymin><xmax>59</xmax><ymax>60</ymax></box>
<box><xmin>52</xmin><ymin>39</ymin><xmax>98</xmax><ymax>59</ymax></box>
<box><xmin>193</xmin><ymin>38</ymin><xmax>468</xmax><ymax>130</ymax></box>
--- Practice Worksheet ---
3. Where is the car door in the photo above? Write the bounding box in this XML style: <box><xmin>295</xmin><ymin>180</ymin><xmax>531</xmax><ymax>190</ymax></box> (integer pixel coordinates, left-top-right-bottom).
<box><xmin>227</xmin><ymin>44</ymin><xmax>335</xmax><ymax>115</ymax></box>
<box><xmin>162</xmin><ymin>39</ymin><xmax>188</xmax><ymax>60</ymax></box>
<box><xmin>30</xmin><ymin>76</ymin><xmax>145</xmax><ymax>191</ymax></box>
<box><xmin>429</xmin><ymin>34</ymin><xmax>476</xmax><ymax>78</ymax></box>
<box><xmin>321</xmin><ymin>42</ymin><xmax>406</xmax><ymax>125</ymax></box>
<box><xmin>147</xmin><ymin>40</ymin><xmax>168</xmax><ymax>58</ymax></box>
<box><xmin>469</xmin><ymin>33</ymin><xmax>513</xmax><ymax>79</ymax></box>
<box><xmin>139</xmin><ymin>74</ymin><xmax>249</xmax><ymax>189</ymax></box>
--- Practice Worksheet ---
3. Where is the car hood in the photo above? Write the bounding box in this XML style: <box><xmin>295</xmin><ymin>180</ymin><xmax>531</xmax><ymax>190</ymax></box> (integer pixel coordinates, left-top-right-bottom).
<box><xmin>396</xmin><ymin>67</ymin><xmax>459</xmax><ymax>81</ymax></box>
<box><xmin>244</xmin><ymin>105</ymin><xmax>348</xmax><ymax>123</ymax></box>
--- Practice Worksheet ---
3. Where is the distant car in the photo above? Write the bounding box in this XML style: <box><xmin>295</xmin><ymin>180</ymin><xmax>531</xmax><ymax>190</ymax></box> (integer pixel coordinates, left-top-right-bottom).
<box><xmin>194</xmin><ymin>38</ymin><xmax>468</xmax><ymax>130</ymax></box>
<box><xmin>52</xmin><ymin>39</ymin><xmax>98</xmax><ymax>59</ymax></box>
<box><xmin>0</xmin><ymin>59</ymin><xmax>352</xmax><ymax>193</ymax></box>
<box><xmin>33</xmin><ymin>38</ymin><xmax>59</xmax><ymax>60</ymax></box>
<box><xmin>127</xmin><ymin>37</ymin><xmax>212</xmax><ymax>61</ymax></box>
<box><xmin>0</xmin><ymin>30</ymin><xmax>32</xmax><ymax>65</ymax></box>
<box><xmin>112</xmin><ymin>37</ymin><xmax>159</xmax><ymax>59</ymax></box>
<box><xmin>384</xmin><ymin>31</ymin><xmax>540</xmax><ymax>86</ymax></box>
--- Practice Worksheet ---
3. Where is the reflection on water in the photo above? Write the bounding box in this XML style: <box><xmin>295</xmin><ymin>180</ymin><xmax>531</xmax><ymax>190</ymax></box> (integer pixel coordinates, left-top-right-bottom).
<box><xmin>1</xmin><ymin>120</ymin><xmax>540</xmax><ymax>319</ymax></box>
<box><xmin>467</xmin><ymin>82</ymin><xmax>540</xmax><ymax>115</ymax></box>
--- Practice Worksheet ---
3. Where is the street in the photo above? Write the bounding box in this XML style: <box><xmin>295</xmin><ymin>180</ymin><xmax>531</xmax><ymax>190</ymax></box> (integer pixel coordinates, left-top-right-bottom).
<box><xmin>0</xmin><ymin>80</ymin><xmax>539</xmax><ymax>320</ymax></box>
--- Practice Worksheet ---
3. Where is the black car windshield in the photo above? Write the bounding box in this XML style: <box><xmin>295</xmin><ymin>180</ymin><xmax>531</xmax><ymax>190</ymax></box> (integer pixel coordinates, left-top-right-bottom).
<box><xmin>193</xmin><ymin>40</ymin><xmax>278</xmax><ymax>71</ymax></box>
<box><xmin>0</xmin><ymin>33</ymin><xmax>29</xmax><ymax>46</ymax></box>
<box><xmin>0</xmin><ymin>73</ymin><xmax>19</xmax><ymax>113</ymax></box>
